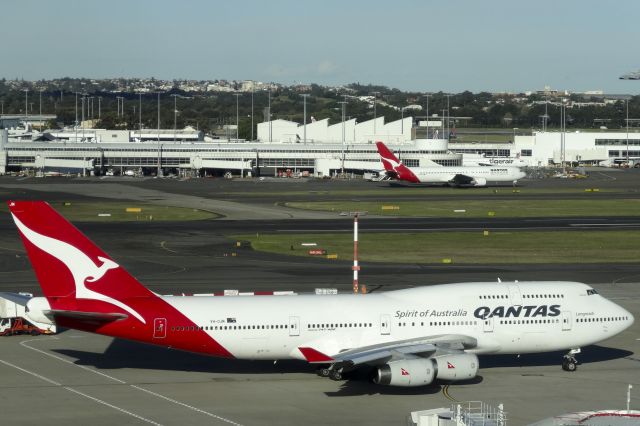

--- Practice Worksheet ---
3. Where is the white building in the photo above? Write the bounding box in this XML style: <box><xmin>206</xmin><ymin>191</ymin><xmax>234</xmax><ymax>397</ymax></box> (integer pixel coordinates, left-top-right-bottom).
<box><xmin>257</xmin><ymin>116</ymin><xmax>412</xmax><ymax>144</ymax></box>
<box><xmin>452</xmin><ymin>131</ymin><xmax>640</xmax><ymax>167</ymax></box>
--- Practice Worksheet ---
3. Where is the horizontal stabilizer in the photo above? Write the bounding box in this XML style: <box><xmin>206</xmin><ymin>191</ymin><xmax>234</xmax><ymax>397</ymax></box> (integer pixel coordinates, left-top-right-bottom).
<box><xmin>45</xmin><ymin>310</ymin><xmax>128</xmax><ymax>326</ymax></box>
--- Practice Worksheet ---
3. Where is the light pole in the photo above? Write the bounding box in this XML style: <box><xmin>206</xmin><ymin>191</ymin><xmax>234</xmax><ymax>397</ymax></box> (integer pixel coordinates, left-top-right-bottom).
<box><xmin>138</xmin><ymin>93</ymin><xmax>142</xmax><ymax>132</ymax></box>
<box><xmin>626</xmin><ymin>99</ymin><xmax>629</xmax><ymax>164</ymax></box>
<box><xmin>301</xmin><ymin>93</ymin><xmax>310</xmax><ymax>143</ymax></box>
<box><xmin>23</xmin><ymin>89</ymin><xmax>29</xmax><ymax>120</ymax></box>
<box><xmin>446</xmin><ymin>94</ymin><xmax>451</xmax><ymax>140</ymax></box>
<box><xmin>39</xmin><ymin>89</ymin><xmax>43</xmax><ymax>120</ymax></box>
<box><xmin>98</xmin><ymin>96</ymin><xmax>102</xmax><ymax>120</ymax></box>
<box><xmin>157</xmin><ymin>92</ymin><xmax>161</xmax><ymax>177</ymax></box>
<box><xmin>370</xmin><ymin>91</ymin><xmax>380</xmax><ymax>135</ymax></box>
<box><xmin>234</xmin><ymin>93</ymin><xmax>241</xmax><ymax>141</ymax></box>
<box><xmin>338</xmin><ymin>98</ymin><xmax>347</xmax><ymax>175</ymax></box>
<box><xmin>171</xmin><ymin>94</ymin><xmax>178</xmax><ymax>142</ymax></box>
<box><xmin>401</xmin><ymin>105</ymin><xmax>407</xmax><ymax>137</ymax></box>
<box><xmin>268</xmin><ymin>89</ymin><xmax>272</xmax><ymax>142</ymax></box>
<box><xmin>424</xmin><ymin>94</ymin><xmax>431</xmax><ymax>138</ymax></box>
<box><xmin>251</xmin><ymin>82</ymin><xmax>254</xmax><ymax>141</ymax></box>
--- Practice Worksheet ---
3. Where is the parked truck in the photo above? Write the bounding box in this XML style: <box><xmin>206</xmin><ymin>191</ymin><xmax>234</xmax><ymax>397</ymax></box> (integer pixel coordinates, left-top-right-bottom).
<box><xmin>0</xmin><ymin>317</ymin><xmax>53</xmax><ymax>336</ymax></box>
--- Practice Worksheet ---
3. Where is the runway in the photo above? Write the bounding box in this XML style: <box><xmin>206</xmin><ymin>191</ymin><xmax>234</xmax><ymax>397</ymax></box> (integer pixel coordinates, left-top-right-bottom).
<box><xmin>0</xmin><ymin>174</ymin><xmax>638</xmax><ymax>425</ymax></box>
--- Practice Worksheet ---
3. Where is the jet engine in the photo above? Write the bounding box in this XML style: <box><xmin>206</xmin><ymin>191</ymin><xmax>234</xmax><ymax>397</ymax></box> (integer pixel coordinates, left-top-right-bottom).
<box><xmin>373</xmin><ymin>358</ymin><xmax>436</xmax><ymax>387</ymax></box>
<box><xmin>25</xmin><ymin>297</ymin><xmax>54</xmax><ymax>326</ymax></box>
<box><xmin>373</xmin><ymin>353</ymin><xmax>479</xmax><ymax>387</ymax></box>
<box><xmin>471</xmin><ymin>177</ymin><xmax>487</xmax><ymax>187</ymax></box>
<box><xmin>432</xmin><ymin>353</ymin><xmax>479</xmax><ymax>381</ymax></box>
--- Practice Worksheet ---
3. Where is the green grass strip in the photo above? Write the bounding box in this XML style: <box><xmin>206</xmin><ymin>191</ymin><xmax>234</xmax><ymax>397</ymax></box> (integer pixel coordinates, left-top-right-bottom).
<box><xmin>234</xmin><ymin>230</ymin><xmax>640</xmax><ymax>264</ymax></box>
<box><xmin>285</xmin><ymin>199</ymin><xmax>640</xmax><ymax>218</ymax></box>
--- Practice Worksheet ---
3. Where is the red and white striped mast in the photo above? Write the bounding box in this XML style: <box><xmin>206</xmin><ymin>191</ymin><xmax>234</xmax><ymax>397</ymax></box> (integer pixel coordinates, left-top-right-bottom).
<box><xmin>352</xmin><ymin>212</ymin><xmax>360</xmax><ymax>294</ymax></box>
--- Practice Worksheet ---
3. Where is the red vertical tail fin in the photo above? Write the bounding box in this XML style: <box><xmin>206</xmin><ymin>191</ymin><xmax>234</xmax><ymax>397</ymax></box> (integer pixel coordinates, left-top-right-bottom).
<box><xmin>8</xmin><ymin>201</ymin><xmax>153</xmax><ymax>323</ymax></box>
<box><xmin>375</xmin><ymin>141</ymin><xmax>420</xmax><ymax>183</ymax></box>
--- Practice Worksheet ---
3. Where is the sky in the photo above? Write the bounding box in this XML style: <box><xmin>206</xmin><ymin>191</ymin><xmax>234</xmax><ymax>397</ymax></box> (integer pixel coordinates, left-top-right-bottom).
<box><xmin>2</xmin><ymin>0</ymin><xmax>639</xmax><ymax>93</ymax></box>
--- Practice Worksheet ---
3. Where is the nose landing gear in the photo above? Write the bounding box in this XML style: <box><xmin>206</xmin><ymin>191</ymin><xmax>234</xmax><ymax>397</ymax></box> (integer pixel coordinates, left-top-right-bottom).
<box><xmin>562</xmin><ymin>348</ymin><xmax>581</xmax><ymax>371</ymax></box>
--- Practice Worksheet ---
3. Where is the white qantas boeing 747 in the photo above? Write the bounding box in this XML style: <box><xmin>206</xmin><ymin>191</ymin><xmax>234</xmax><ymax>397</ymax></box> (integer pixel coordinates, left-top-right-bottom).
<box><xmin>376</xmin><ymin>141</ymin><xmax>526</xmax><ymax>186</ymax></box>
<box><xmin>9</xmin><ymin>201</ymin><xmax>634</xmax><ymax>387</ymax></box>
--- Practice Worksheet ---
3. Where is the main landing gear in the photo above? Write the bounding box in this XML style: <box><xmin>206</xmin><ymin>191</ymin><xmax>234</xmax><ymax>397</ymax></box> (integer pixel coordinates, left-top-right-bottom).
<box><xmin>317</xmin><ymin>364</ymin><xmax>344</xmax><ymax>381</ymax></box>
<box><xmin>562</xmin><ymin>348</ymin><xmax>581</xmax><ymax>372</ymax></box>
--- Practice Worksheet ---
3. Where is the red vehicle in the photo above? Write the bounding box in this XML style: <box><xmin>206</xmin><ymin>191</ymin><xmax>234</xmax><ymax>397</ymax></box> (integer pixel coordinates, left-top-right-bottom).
<box><xmin>0</xmin><ymin>317</ymin><xmax>52</xmax><ymax>336</ymax></box>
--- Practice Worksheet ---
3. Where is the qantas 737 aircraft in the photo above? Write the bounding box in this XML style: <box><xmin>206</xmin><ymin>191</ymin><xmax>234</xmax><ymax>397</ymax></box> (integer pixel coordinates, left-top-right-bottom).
<box><xmin>376</xmin><ymin>141</ymin><xmax>526</xmax><ymax>186</ymax></box>
<box><xmin>9</xmin><ymin>201</ymin><xmax>634</xmax><ymax>386</ymax></box>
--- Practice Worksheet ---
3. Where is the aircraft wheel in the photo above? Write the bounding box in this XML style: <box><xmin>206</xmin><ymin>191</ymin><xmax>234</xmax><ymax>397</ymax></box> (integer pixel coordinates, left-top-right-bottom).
<box><xmin>329</xmin><ymin>370</ymin><xmax>343</xmax><ymax>381</ymax></box>
<box><xmin>319</xmin><ymin>368</ymin><xmax>331</xmax><ymax>377</ymax></box>
<box><xmin>562</xmin><ymin>360</ymin><xmax>577</xmax><ymax>372</ymax></box>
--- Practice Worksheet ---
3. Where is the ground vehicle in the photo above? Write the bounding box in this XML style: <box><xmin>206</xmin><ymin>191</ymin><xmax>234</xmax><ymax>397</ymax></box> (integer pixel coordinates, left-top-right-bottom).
<box><xmin>0</xmin><ymin>317</ymin><xmax>52</xmax><ymax>336</ymax></box>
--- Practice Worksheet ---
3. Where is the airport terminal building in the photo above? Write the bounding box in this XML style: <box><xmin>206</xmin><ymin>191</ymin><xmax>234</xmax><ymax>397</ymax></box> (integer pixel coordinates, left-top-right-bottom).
<box><xmin>2</xmin><ymin>113</ymin><xmax>639</xmax><ymax>176</ymax></box>
<box><xmin>0</xmin><ymin>116</ymin><xmax>460</xmax><ymax>176</ymax></box>
<box><xmin>451</xmin><ymin>131</ymin><xmax>640</xmax><ymax>167</ymax></box>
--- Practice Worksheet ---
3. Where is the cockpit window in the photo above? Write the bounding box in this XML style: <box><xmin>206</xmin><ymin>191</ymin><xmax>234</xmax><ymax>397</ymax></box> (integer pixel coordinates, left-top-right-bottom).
<box><xmin>587</xmin><ymin>289</ymin><xmax>598</xmax><ymax>295</ymax></box>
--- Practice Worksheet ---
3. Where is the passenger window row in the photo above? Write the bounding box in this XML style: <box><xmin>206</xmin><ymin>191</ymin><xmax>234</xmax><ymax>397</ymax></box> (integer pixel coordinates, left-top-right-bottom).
<box><xmin>577</xmin><ymin>316</ymin><xmax>628</xmax><ymax>323</ymax></box>
<box><xmin>523</xmin><ymin>294</ymin><xmax>564</xmax><ymax>299</ymax></box>
<box><xmin>397</xmin><ymin>321</ymin><xmax>479</xmax><ymax>327</ymax></box>
<box><xmin>307</xmin><ymin>323</ymin><xmax>373</xmax><ymax>329</ymax></box>
<box><xmin>171</xmin><ymin>324</ymin><xmax>289</xmax><ymax>332</ymax></box>
<box><xmin>499</xmin><ymin>319</ymin><xmax>559</xmax><ymax>324</ymax></box>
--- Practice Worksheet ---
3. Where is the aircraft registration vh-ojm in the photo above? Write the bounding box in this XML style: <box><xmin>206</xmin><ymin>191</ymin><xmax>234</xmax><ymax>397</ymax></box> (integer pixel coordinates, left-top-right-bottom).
<box><xmin>8</xmin><ymin>201</ymin><xmax>634</xmax><ymax>387</ymax></box>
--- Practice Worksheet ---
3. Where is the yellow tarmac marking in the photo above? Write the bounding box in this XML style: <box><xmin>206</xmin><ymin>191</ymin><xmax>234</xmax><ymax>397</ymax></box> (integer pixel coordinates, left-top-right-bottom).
<box><xmin>442</xmin><ymin>384</ymin><xmax>460</xmax><ymax>402</ymax></box>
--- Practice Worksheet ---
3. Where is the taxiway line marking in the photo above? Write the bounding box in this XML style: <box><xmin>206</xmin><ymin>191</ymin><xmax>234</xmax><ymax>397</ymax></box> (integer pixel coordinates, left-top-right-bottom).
<box><xmin>442</xmin><ymin>384</ymin><xmax>460</xmax><ymax>402</ymax></box>
<box><xmin>0</xmin><ymin>358</ymin><xmax>162</xmax><ymax>426</ymax></box>
<box><xmin>131</xmin><ymin>385</ymin><xmax>243</xmax><ymax>426</ymax></box>
<box><xmin>160</xmin><ymin>241</ymin><xmax>178</xmax><ymax>253</ymax></box>
<box><xmin>20</xmin><ymin>338</ymin><xmax>244</xmax><ymax>426</ymax></box>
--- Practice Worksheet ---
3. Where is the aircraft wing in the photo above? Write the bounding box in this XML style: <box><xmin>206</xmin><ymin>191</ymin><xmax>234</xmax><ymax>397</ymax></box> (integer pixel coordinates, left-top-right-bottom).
<box><xmin>301</xmin><ymin>334</ymin><xmax>477</xmax><ymax>367</ymax></box>
<box><xmin>449</xmin><ymin>174</ymin><xmax>475</xmax><ymax>185</ymax></box>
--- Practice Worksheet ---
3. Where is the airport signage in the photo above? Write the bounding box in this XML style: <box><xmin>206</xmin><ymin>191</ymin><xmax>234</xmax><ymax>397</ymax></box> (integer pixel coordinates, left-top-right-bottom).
<box><xmin>308</xmin><ymin>249</ymin><xmax>327</xmax><ymax>256</ymax></box>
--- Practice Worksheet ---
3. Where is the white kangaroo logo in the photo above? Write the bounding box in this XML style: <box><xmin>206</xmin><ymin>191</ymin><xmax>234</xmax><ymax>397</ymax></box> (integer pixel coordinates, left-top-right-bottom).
<box><xmin>12</xmin><ymin>214</ymin><xmax>146</xmax><ymax>324</ymax></box>
<box><xmin>381</xmin><ymin>155</ymin><xmax>402</xmax><ymax>171</ymax></box>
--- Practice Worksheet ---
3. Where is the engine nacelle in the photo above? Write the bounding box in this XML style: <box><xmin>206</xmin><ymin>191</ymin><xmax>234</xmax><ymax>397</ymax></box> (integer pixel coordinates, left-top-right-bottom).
<box><xmin>471</xmin><ymin>177</ymin><xmax>487</xmax><ymax>187</ymax></box>
<box><xmin>373</xmin><ymin>358</ymin><xmax>436</xmax><ymax>387</ymax></box>
<box><xmin>25</xmin><ymin>297</ymin><xmax>54</xmax><ymax>326</ymax></box>
<box><xmin>433</xmin><ymin>353</ymin><xmax>479</xmax><ymax>381</ymax></box>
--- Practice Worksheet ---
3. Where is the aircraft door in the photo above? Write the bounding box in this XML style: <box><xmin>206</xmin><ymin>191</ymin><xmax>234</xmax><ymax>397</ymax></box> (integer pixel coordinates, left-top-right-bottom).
<box><xmin>380</xmin><ymin>314</ymin><xmax>391</xmax><ymax>335</ymax></box>
<box><xmin>289</xmin><ymin>316</ymin><xmax>300</xmax><ymax>336</ymax></box>
<box><xmin>562</xmin><ymin>311</ymin><xmax>572</xmax><ymax>331</ymax></box>
<box><xmin>508</xmin><ymin>284</ymin><xmax>522</xmax><ymax>306</ymax></box>
<box><xmin>483</xmin><ymin>316</ymin><xmax>494</xmax><ymax>333</ymax></box>
<box><xmin>153</xmin><ymin>318</ymin><xmax>167</xmax><ymax>338</ymax></box>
